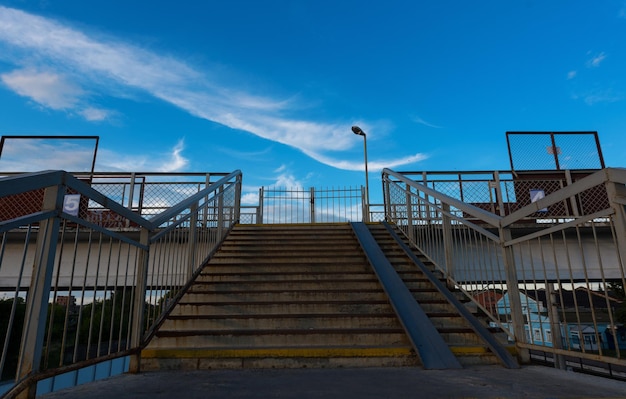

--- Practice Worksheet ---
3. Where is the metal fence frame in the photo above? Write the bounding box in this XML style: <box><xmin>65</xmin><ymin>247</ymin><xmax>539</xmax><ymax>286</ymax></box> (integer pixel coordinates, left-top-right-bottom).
<box><xmin>383</xmin><ymin>167</ymin><xmax>626</xmax><ymax>377</ymax></box>
<box><xmin>239</xmin><ymin>186</ymin><xmax>383</xmax><ymax>224</ymax></box>
<box><xmin>0</xmin><ymin>170</ymin><xmax>242</xmax><ymax>398</ymax></box>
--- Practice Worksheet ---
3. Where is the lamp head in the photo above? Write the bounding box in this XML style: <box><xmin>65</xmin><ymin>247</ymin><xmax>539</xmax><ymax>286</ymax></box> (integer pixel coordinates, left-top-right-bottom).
<box><xmin>351</xmin><ymin>126</ymin><xmax>365</xmax><ymax>136</ymax></box>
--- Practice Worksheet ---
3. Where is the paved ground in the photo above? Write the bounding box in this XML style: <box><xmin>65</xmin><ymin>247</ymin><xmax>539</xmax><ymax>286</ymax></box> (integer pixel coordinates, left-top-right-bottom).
<box><xmin>41</xmin><ymin>365</ymin><xmax>626</xmax><ymax>399</ymax></box>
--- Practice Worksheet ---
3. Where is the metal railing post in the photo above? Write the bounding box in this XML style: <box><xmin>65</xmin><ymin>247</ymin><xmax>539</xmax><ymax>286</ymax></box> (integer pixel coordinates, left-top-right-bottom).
<box><xmin>125</xmin><ymin>173</ymin><xmax>136</xmax><ymax>228</ymax></box>
<box><xmin>129</xmin><ymin>228</ymin><xmax>150</xmax><ymax>374</ymax></box>
<box><xmin>361</xmin><ymin>186</ymin><xmax>368</xmax><ymax>222</ymax></box>
<box><xmin>217</xmin><ymin>186</ymin><xmax>224</xmax><ymax>237</ymax></box>
<box><xmin>203</xmin><ymin>174</ymin><xmax>211</xmax><ymax>228</ymax></box>
<box><xmin>382</xmin><ymin>174</ymin><xmax>391</xmax><ymax>222</ymax></box>
<box><xmin>406</xmin><ymin>188</ymin><xmax>415</xmax><ymax>243</ymax></box>
<box><xmin>16</xmin><ymin>184</ymin><xmax>63</xmax><ymax>399</ymax></box>
<box><xmin>547</xmin><ymin>283</ymin><xmax>566</xmax><ymax>370</ymax></box>
<box><xmin>187</xmin><ymin>203</ymin><xmax>198</xmax><ymax>280</ymax></box>
<box><xmin>493</xmin><ymin>171</ymin><xmax>506</xmax><ymax>217</ymax></box>
<box><xmin>500</xmin><ymin>228</ymin><xmax>530</xmax><ymax>363</ymax></box>
<box><xmin>258</xmin><ymin>187</ymin><xmax>264</xmax><ymax>224</ymax></box>
<box><xmin>310</xmin><ymin>187</ymin><xmax>315</xmax><ymax>223</ymax></box>
<box><xmin>605</xmin><ymin>178</ymin><xmax>626</xmax><ymax>264</ymax></box>
<box><xmin>442</xmin><ymin>203</ymin><xmax>454</xmax><ymax>282</ymax></box>
<box><xmin>234</xmin><ymin>174</ymin><xmax>242</xmax><ymax>223</ymax></box>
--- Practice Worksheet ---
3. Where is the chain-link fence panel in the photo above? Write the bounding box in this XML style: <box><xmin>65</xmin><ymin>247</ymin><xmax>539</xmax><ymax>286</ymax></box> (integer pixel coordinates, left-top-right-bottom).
<box><xmin>506</xmin><ymin>132</ymin><xmax>604</xmax><ymax>171</ymax></box>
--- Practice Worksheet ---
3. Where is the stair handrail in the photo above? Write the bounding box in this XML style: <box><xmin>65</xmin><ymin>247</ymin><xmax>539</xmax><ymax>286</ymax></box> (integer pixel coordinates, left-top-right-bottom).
<box><xmin>0</xmin><ymin>169</ymin><xmax>242</xmax><ymax>398</ymax></box>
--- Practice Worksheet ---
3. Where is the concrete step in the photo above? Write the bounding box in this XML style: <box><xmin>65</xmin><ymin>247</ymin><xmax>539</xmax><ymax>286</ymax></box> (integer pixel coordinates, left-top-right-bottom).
<box><xmin>159</xmin><ymin>313</ymin><xmax>402</xmax><ymax>330</ymax></box>
<box><xmin>188</xmin><ymin>279</ymin><xmax>383</xmax><ymax>292</ymax></box>
<box><xmin>202</xmin><ymin>263</ymin><xmax>371</xmax><ymax>273</ymax></box>
<box><xmin>141</xmin><ymin>346</ymin><xmax>419</xmax><ymax>370</ymax></box>
<box><xmin>208</xmin><ymin>255</ymin><xmax>367</xmax><ymax>264</ymax></box>
<box><xmin>144</xmin><ymin>223</ymin><xmax>522</xmax><ymax>371</ymax></box>
<box><xmin>170</xmin><ymin>301</ymin><xmax>395</xmax><ymax>316</ymax></box>
<box><xmin>195</xmin><ymin>270</ymin><xmax>377</xmax><ymax>282</ymax></box>
<box><xmin>150</xmin><ymin>328</ymin><xmax>411</xmax><ymax>348</ymax></box>
<box><xmin>181</xmin><ymin>290</ymin><xmax>391</xmax><ymax>303</ymax></box>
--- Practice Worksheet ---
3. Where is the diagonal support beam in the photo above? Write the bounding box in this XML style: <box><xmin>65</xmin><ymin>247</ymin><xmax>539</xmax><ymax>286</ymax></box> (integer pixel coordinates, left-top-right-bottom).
<box><xmin>382</xmin><ymin>222</ymin><xmax>519</xmax><ymax>369</ymax></box>
<box><xmin>350</xmin><ymin>222</ymin><xmax>462</xmax><ymax>369</ymax></box>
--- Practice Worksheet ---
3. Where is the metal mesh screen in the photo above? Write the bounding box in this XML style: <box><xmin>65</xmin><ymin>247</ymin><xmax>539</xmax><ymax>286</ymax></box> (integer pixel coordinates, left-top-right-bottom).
<box><xmin>507</xmin><ymin>132</ymin><xmax>604</xmax><ymax>171</ymax></box>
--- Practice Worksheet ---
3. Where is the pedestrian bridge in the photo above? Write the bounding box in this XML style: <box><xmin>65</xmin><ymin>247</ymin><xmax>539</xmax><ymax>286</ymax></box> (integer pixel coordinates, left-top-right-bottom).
<box><xmin>1</xmin><ymin>167</ymin><xmax>626</xmax><ymax>398</ymax></box>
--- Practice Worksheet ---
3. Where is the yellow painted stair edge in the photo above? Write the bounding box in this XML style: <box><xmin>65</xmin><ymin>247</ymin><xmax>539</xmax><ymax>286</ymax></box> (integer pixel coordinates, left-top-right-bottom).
<box><xmin>450</xmin><ymin>346</ymin><xmax>517</xmax><ymax>355</ymax></box>
<box><xmin>142</xmin><ymin>347</ymin><xmax>414</xmax><ymax>359</ymax></box>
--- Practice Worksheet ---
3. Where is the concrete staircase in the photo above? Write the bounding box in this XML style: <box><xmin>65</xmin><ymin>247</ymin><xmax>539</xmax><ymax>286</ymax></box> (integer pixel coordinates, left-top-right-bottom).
<box><xmin>141</xmin><ymin>223</ymin><xmax>420</xmax><ymax>369</ymax></box>
<box><xmin>365</xmin><ymin>223</ymin><xmax>514</xmax><ymax>366</ymax></box>
<box><xmin>141</xmin><ymin>222</ymin><xmax>515</xmax><ymax>370</ymax></box>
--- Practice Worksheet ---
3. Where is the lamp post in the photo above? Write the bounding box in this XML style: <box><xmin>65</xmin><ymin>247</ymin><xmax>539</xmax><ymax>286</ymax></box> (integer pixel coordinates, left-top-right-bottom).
<box><xmin>351</xmin><ymin>126</ymin><xmax>370</xmax><ymax>220</ymax></box>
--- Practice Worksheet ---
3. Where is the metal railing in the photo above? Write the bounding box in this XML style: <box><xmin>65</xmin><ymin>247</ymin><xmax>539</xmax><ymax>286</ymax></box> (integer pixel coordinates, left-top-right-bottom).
<box><xmin>240</xmin><ymin>186</ymin><xmax>380</xmax><ymax>224</ymax></box>
<box><xmin>383</xmin><ymin>167</ymin><xmax>626</xmax><ymax>378</ymax></box>
<box><xmin>0</xmin><ymin>171</ymin><xmax>235</xmax><ymax>225</ymax></box>
<box><xmin>0</xmin><ymin>170</ymin><xmax>242</xmax><ymax>398</ymax></box>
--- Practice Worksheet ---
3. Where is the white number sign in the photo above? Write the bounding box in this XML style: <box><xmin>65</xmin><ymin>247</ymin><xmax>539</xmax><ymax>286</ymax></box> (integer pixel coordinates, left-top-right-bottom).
<box><xmin>63</xmin><ymin>194</ymin><xmax>81</xmax><ymax>216</ymax></box>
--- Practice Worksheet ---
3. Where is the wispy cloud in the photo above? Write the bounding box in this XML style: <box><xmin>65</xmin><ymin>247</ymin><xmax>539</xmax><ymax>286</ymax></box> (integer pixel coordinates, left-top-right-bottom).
<box><xmin>0</xmin><ymin>136</ymin><xmax>188</xmax><ymax>173</ymax></box>
<box><xmin>302</xmin><ymin>149</ymin><xmax>428</xmax><ymax>172</ymax></box>
<box><xmin>582</xmin><ymin>89</ymin><xmax>622</xmax><ymax>105</ymax></box>
<box><xmin>567</xmin><ymin>70</ymin><xmax>577</xmax><ymax>80</ymax></box>
<box><xmin>80</xmin><ymin>107</ymin><xmax>113</xmax><ymax>122</ymax></box>
<box><xmin>1</xmin><ymin>69</ymin><xmax>83</xmax><ymax>109</ymax></box>
<box><xmin>0</xmin><ymin>137</ymin><xmax>97</xmax><ymax>171</ymax></box>
<box><xmin>412</xmin><ymin>115</ymin><xmax>441</xmax><ymax>129</ymax></box>
<box><xmin>586</xmin><ymin>52</ymin><xmax>606</xmax><ymax>68</ymax></box>
<box><xmin>98</xmin><ymin>140</ymin><xmax>189</xmax><ymax>172</ymax></box>
<box><xmin>0</xmin><ymin>6</ymin><xmax>425</xmax><ymax>171</ymax></box>
<box><xmin>571</xmin><ymin>88</ymin><xmax>623</xmax><ymax>105</ymax></box>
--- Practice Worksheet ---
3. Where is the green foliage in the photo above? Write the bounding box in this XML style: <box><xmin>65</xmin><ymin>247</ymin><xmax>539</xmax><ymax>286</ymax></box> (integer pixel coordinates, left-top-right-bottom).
<box><xmin>78</xmin><ymin>288</ymin><xmax>134</xmax><ymax>348</ymax></box>
<box><xmin>0</xmin><ymin>297</ymin><xmax>26</xmax><ymax>381</ymax></box>
<box><xmin>608</xmin><ymin>280</ymin><xmax>626</xmax><ymax>324</ymax></box>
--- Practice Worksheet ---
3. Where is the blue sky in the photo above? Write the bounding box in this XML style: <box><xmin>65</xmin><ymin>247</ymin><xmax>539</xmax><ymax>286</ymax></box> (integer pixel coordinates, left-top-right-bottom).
<box><xmin>1</xmin><ymin>1</ymin><xmax>626</xmax><ymax>205</ymax></box>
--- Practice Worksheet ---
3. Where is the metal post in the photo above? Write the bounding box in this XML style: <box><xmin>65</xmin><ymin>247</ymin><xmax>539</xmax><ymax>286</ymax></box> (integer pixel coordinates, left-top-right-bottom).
<box><xmin>187</xmin><ymin>203</ymin><xmax>198</xmax><ymax>280</ymax></box>
<box><xmin>310</xmin><ymin>187</ymin><xmax>315</xmax><ymax>223</ymax></box>
<box><xmin>125</xmin><ymin>173</ymin><xmax>136</xmax><ymax>229</ymax></box>
<box><xmin>406</xmin><ymin>188</ymin><xmax>414</xmax><ymax>243</ymax></box>
<box><xmin>422</xmin><ymin>172</ymin><xmax>430</xmax><ymax>224</ymax></box>
<box><xmin>500</xmin><ymin>228</ymin><xmax>530</xmax><ymax>363</ymax></box>
<box><xmin>234</xmin><ymin>174</ymin><xmax>242</xmax><ymax>224</ymax></box>
<box><xmin>203</xmin><ymin>174</ymin><xmax>211</xmax><ymax>228</ymax></box>
<box><xmin>363</xmin><ymin>134</ymin><xmax>370</xmax><ymax>211</ymax></box>
<box><xmin>493</xmin><ymin>171</ymin><xmax>506</xmax><ymax>217</ymax></box>
<box><xmin>129</xmin><ymin>228</ymin><xmax>150</xmax><ymax>374</ymax></box>
<box><xmin>442</xmin><ymin>203</ymin><xmax>454</xmax><ymax>283</ymax></box>
<box><xmin>258</xmin><ymin>187</ymin><xmax>264</xmax><ymax>224</ymax></box>
<box><xmin>546</xmin><ymin>283</ymin><xmax>566</xmax><ymax>370</ymax></box>
<box><xmin>361</xmin><ymin>186</ymin><xmax>368</xmax><ymax>222</ymax></box>
<box><xmin>605</xmin><ymin>179</ymin><xmax>626</xmax><ymax>265</ymax></box>
<box><xmin>16</xmin><ymin>185</ymin><xmax>63</xmax><ymax>399</ymax></box>
<box><xmin>217</xmin><ymin>186</ymin><xmax>224</xmax><ymax>238</ymax></box>
<box><xmin>382</xmin><ymin>173</ymin><xmax>391</xmax><ymax>222</ymax></box>
<box><xmin>351</xmin><ymin>126</ymin><xmax>369</xmax><ymax>220</ymax></box>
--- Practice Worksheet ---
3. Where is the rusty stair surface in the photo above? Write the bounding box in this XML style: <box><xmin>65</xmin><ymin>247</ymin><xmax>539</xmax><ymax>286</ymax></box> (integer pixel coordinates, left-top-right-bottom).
<box><xmin>141</xmin><ymin>222</ymin><xmax>517</xmax><ymax>370</ymax></box>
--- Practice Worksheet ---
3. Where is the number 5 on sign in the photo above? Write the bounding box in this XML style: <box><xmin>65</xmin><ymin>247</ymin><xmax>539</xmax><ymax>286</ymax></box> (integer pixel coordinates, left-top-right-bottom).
<box><xmin>63</xmin><ymin>194</ymin><xmax>81</xmax><ymax>216</ymax></box>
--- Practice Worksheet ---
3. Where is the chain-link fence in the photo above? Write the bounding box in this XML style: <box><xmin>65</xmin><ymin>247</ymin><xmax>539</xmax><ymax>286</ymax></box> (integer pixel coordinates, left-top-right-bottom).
<box><xmin>506</xmin><ymin>132</ymin><xmax>605</xmax><ymax>171</ymax></box>
<box><xmin>0</xmin><ymin>172</ymin><xmax>233</xmax><ymax>229</ymax></box>
<box><xmin>396</xmin><ymin>170</ymin><xmax>609</xmax><ymax>225</ymax></box>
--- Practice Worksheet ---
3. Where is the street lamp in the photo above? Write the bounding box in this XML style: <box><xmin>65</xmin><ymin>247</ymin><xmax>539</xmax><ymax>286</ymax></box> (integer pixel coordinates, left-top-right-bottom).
<box><xmin>351</xmin><ymin>126</ymin><xmax>370</xmax><ymax>218</ymax></box>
